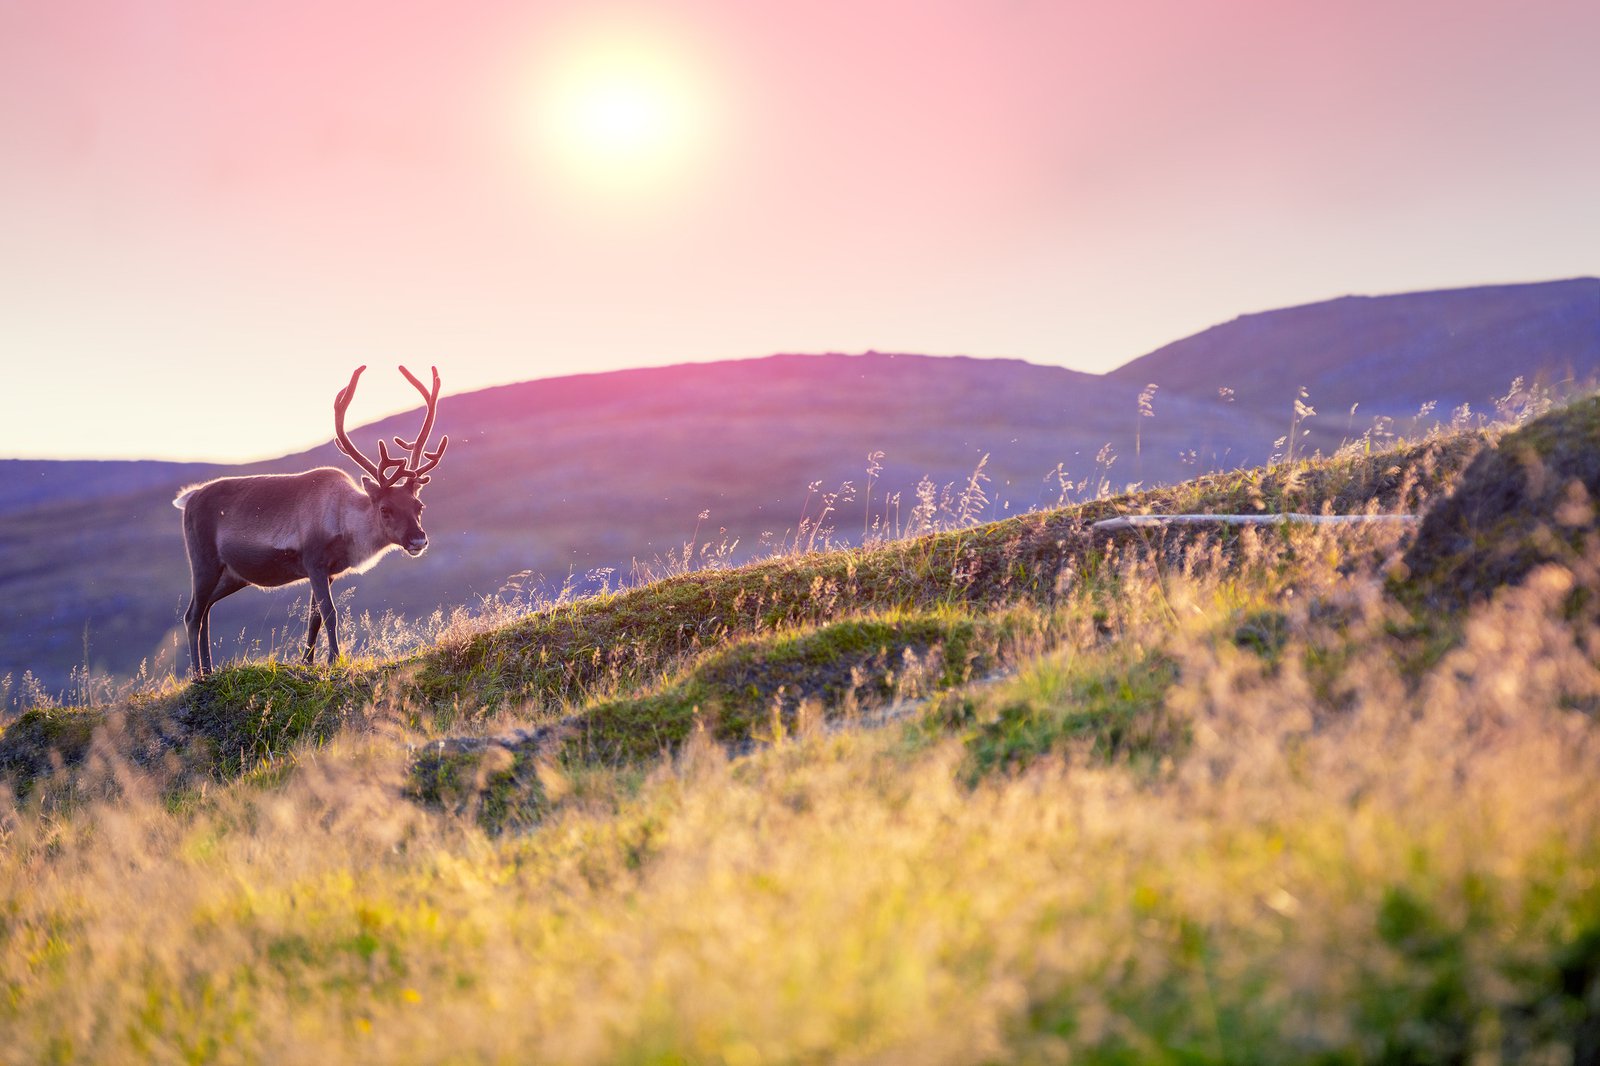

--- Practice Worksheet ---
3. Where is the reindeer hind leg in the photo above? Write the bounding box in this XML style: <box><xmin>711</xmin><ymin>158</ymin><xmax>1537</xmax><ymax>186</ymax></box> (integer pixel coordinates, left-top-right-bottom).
<box><xmin>200</xmin><ymin>573</ymin><xmax>248</xmax><ymax>674</ymax></box>
<box><xmin>181</xmin><ymin>502</ymin><xmax>228</xmax><ymax>678</ymax></box>
<box><xmin>184</xmin><ymin>564</ymin><xmax>223</xmax><ymax>678</ymax></box>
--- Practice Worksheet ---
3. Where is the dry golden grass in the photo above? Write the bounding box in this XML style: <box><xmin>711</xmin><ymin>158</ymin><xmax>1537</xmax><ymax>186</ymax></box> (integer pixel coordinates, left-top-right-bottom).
<box><xmin>3</xmin><ymin>496</ymin><xmax>1598</xmax><ymax>1062</ymax></box>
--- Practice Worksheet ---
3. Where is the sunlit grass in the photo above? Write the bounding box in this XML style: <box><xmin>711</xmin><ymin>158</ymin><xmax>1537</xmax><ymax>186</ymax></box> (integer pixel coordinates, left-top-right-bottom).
<box><xmin>3</xmin><ymin>551</ymin><xmax>1597</xmax><ymax>1062</ymax></box>
<box><xmin>2</xmin><ymin>410</ymin><xmax>1599</xmax><ymax>1061</ymax></box>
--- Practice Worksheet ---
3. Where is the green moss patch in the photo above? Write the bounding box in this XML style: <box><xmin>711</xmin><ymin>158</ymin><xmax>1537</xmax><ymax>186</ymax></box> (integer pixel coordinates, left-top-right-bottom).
<box><xmin>177</xmin><ymin>663</ymin><xmax>376</xmax><ymax>778</ymax></box>
<box><xmin>564</xmin><ymin>613</ymin><xmax>1002</xmax><ymax>765</ymax></box>
<box><xmin>958</xmin><ymin>648</ymin><xmax>1182</xmax><ymax>779</ymax></box>
<box><xmin>1</xmin><ymin>663</ymin><xmax>377</xmax><ymax>799</ymax></box>
<box><xmin>407</xmin><ymin>742</ymin><xmax>546</xmax><ymax>834</ymax></box>
<box><xmin>409</xmin><ymin>612</ymin><xmax>1010</xmax><ymax>824</ymax></box>
<box><xmin>0</xmin><ymin>707</ymin><xmax>102</xmax><ymax>797</ymax></box>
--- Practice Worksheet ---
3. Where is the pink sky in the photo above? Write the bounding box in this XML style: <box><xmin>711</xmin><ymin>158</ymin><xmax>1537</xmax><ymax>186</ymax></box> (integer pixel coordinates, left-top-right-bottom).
<box><xmin>3</xmin><ymin>0</ymin><xmax>1597</xmax><ymax>461</ymax></box>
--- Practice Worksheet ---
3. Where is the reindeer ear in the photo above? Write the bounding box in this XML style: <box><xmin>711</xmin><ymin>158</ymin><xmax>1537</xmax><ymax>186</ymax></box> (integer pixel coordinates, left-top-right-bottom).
<box><xmin>360</xmin><ymin>476</ymin><xmax>382</xmax><ymax>500</ymax></box>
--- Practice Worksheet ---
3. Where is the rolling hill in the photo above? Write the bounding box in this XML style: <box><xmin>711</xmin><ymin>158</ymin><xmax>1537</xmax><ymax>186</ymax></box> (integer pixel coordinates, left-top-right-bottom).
<box><xmin>4</xmin><ymin>277</ymin><xmax>1597</xmax><ymax>695</ymax></box>
<box><xmin>1109</xmin><ymin>276</ymin><xmax>1600</xmax><ymax>434</ymax></box>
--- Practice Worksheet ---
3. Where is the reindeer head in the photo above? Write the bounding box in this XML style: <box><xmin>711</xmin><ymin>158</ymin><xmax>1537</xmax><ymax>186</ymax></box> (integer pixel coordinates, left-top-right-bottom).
<box><xmin>333</xmin><ymin>365</ymin><xmax>449</xmax><ymax>556</ymax></box>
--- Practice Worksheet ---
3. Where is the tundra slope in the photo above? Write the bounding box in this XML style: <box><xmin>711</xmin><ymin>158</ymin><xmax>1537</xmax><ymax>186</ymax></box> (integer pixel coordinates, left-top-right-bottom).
<box><xmin>2</xmin><ymin>427</ymin><xmax>1486</xmax><ymax>796</ymax></box>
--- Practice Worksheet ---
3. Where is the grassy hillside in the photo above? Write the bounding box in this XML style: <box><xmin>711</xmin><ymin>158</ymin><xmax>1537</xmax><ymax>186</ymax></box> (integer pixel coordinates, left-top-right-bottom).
<box><xmin>1</xmin><ymin>352</ymin><xmax>1265</xmax><ymax>696</ymax></box>
<box><xmin>9</xmin><ymin>276</ymin><xmax>1598</xmax><ymax>696</ymax></box>
<box><xmin>6</xmin><ymin>406</ymin><xmax>1600</xmax><ymax>1062</ymax></box>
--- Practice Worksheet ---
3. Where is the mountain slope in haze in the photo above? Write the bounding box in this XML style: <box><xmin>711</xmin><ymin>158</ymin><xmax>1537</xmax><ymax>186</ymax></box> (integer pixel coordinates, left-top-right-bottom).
<box><xmin>1110</xmin><ymin>277</ymin><xmax>1600</xmax><ymax>436</ymax></box>
<box><xmin>4</xmin><ymin>277</ymin><xmax>1598</xmax><ymax>695</ymax></box>
<box><xmin>0</xmin><ymin>460</ymin><xmax>224</xmax><ymax>515</ymax></box>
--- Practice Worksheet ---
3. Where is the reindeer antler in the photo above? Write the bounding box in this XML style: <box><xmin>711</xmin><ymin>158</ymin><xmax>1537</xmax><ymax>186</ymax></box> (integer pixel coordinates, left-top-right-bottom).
<box><xmin>393</xmin><ymin>365</ymin><xmax>449</xmax><ymax>486</ymax></box>
<box><xmin>332</xmin><ymin>366</ymin><xmax>413</xmax><ymax>489</ymax></box>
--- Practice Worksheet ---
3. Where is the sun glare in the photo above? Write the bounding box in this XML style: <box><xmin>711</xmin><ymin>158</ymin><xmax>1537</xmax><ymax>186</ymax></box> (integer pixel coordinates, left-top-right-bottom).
<box><xmin>559</xmin><ymin>66</ymin><xmax>684</xmax><ymax>164</ymax></box>
<box><xmin>521</xmin><ymin>27</ymin><xmax>716</xmax><ymax>200</ymax></box>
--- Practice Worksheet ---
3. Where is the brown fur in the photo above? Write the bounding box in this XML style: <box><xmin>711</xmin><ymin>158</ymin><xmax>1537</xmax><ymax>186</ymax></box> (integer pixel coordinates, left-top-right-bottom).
<box><xmin>174</xmin><ymin>366</ymin><xmax>447</xmax><ymax>677</ymax></box>
<box><xmin>173</xmin><ymin>468</ymin><xmax>429</xmax><ymax>676</ymax></box>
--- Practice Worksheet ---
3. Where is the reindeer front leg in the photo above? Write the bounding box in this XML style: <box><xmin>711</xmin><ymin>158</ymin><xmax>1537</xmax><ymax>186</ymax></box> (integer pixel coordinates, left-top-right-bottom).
<box><xmin>306</xmin><ymin>567</ymin><xmax>340</xmax><ymax>665</ymax></box>
<box><xmin>302</xmin><ymin>598</ymin><xmax>323</xmax><ymax>665</ymax></box>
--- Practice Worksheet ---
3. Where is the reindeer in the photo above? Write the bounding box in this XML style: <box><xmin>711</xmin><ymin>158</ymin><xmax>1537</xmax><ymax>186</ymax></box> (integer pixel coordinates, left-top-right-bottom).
<box><xmin>173</xmin><ymin>365</ymin><xmax>448</xmax><ymax>677</ymax></box>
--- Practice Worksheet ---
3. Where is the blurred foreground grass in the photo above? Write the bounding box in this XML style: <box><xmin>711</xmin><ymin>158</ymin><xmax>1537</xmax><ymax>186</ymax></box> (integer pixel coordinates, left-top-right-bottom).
<box><xmin>3</xmin><ymin>419</ymin><xmax>1599</xmax><ymax>1063</ymax></box>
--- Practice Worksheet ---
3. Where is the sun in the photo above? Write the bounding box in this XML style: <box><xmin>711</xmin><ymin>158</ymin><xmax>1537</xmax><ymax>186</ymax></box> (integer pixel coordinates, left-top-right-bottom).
<box><xmin>521</xmin><ymin>26</ymin><xmax>716</xmax><ymax>198</ymax></box>
<box><xmin>555</xmin><ymin>60</ymin><xmax>688</xmax><ymax>167</ymax></box>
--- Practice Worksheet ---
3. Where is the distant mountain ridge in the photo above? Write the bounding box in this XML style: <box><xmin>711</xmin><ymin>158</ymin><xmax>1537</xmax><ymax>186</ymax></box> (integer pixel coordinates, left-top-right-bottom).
<box><xmin>0</xmin><ymin>460</ymin><xmax>224</xmax><ymax>516</ymax></box>
<box><xmin>4</xmin><ymin>277</ymin><xmax>1597</xmax><ymax>694</ymax></box>
<box><xmin>1110</xmin><ymin>277</ymin><xmax>1600</xmax><ymax>427</ymax></box>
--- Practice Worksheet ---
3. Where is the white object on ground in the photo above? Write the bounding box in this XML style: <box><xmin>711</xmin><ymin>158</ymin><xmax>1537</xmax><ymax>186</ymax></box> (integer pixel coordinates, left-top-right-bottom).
<box><xmin>1090</xmin><ymin>513</ymin><xmax>1419</xmax><ymax>531</ymax></box>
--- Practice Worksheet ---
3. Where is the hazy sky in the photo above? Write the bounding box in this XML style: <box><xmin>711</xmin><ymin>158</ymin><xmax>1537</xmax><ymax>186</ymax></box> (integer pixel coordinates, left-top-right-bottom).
<box><xmin>3</xmin><ymin>0</ymin><xmax>1597</xmax><ymax>460</ymax></box>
